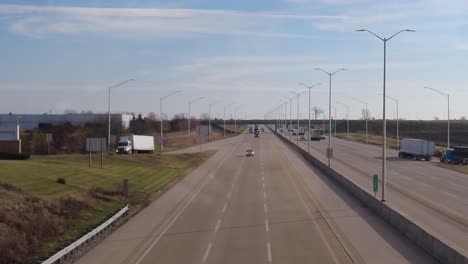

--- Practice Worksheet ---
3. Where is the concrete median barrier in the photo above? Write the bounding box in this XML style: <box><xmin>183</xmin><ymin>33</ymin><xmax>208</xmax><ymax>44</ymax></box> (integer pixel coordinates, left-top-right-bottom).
<box><xmin>268</xmin><ymin>126</ymin><xmax>467</xmax><ymax>264</ymax></box>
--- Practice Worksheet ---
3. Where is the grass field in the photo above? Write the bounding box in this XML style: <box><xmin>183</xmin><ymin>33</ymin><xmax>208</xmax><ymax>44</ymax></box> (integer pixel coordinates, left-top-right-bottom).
<box><xmin>0</xmin><ymin>152</ymin><xmax>212</xmax><ymax>263</ymax></box>
<box><xmin>335</xmin><ymin>133</ymin><xmax>400</xmax><ymax>149</ymax></box>
<box><xmin>438</xmin><ymin>163</ymin><xmax>468</xmax><ymax>174</ymax></box>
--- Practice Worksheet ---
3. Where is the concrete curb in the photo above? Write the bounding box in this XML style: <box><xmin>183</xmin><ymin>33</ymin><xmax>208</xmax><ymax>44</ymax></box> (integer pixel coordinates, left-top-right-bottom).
<box><xmin>270</xmin><ymin>127</ymin><xmax>467</xmax><ymax>264</ymax></box>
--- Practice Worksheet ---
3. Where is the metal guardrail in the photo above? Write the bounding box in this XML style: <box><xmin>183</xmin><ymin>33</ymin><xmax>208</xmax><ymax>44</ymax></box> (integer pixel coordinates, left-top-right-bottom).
<box><xmin>42</xmin><ymin>204</ymin><xmax>129</xmax><ymax>264</ymax></box>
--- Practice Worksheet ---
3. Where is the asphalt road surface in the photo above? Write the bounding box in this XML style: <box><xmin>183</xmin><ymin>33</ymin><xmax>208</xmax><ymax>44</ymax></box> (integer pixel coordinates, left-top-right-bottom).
<box><xmin>76</xmin><ymin>127</ymin><xmax>435</xmax><ymax>264</ymax></box>
<box><xmin>280</xmin><ymin>128</ymin><xmax>468</xmax><ymax>256</ymax></box>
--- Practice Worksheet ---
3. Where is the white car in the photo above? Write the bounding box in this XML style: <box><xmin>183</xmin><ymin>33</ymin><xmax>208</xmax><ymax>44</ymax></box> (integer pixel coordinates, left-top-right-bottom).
<box><xmin>245</xmin><ymin>149</ymin><xmax>255</xmax><ymax>156</ymax></box>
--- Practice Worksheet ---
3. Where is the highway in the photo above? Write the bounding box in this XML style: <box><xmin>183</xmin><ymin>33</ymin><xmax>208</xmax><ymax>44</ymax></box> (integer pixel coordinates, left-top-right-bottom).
<box><xmin>279</xmin><ymin>128</ymin><xmax>468</xmax><ymax>256</ymax></box>
<box><xmin>76</xmin><ymin>127</ymin><xmax>435</xmax><ymax>264</ymax></box>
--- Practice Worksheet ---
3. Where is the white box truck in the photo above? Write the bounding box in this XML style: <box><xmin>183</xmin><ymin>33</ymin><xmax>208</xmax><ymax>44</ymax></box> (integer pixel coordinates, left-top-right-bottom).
<box><xmin>116</xmin><ymin>135</ymin><xmax>154</xmax><ymax>154</ymax></box>
<box><xmin>398</xmin><ymin>138</ymin><xmax>434</xmax><ymax>161</ymax></box>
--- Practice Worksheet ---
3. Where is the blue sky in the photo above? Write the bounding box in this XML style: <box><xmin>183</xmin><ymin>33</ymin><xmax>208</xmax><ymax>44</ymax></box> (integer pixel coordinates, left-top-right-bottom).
<box><xmin>0</xmin><ymin>0</ymin><xmax>468</xmax><ymax>120</ymax></box>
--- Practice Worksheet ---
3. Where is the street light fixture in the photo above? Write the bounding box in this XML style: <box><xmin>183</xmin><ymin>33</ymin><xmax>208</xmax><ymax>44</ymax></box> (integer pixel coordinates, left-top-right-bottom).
<box><xmin>299</xmin><ymin>82</ymin><xmax>321</xmax><ymax>153</ymax></box>
<box><xmin>160</xmin><ymin>90</ymin><xmax>182</xmax><ymax>152</ymax></box>
<box><xmin>356</xmin><ymin>28</ymin><xmax>414</xmax><ymax>202</ymax></box>
<box><xmin>208</xmin><ymin>100</ymin><xmax>223</xmax><ymax>141</ymax></box>
<box><xmin>107</xmin><ymin>79</ymin><xmax>135</xmax><ymax>149</ymax></box>
<box><xmin>290</xmin><ymin>90</ymin><xmax>307</xmax><ymax>144</ymax></box>
<box><xmin>315</xmin><ymin>68</ymin><xmax>347</xmax><ymax>166</ymax></box>
<box><xmin>188</xmin><ymin>97</ymin><xmax>205</xmax><ymax>138</ymax></box>
<box><xmin>352</xmin><ymin>97</ymin><xmax>369</xmax><ymax>144</ymax></box>
<box><xmin>424</xmin><ymin>87</ymin><xmax>450</xmax><ymax>149</ymax></box>
<box><xmin>336</xmin><ymin>101</ymin><xmax>350</xmax><ymax>138</ymax></box>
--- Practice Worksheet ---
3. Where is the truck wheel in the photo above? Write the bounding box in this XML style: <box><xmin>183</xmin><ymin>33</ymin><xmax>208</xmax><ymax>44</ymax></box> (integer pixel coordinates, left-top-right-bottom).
<box><xmin>425</xmin><ymin>156</ymin><xmax>431</xmax><ymax>161</ymax></box>
<box><xmin>398</xmin><ymin>152</ymin><xmax>403</xmax><ymax>158</ymax></box>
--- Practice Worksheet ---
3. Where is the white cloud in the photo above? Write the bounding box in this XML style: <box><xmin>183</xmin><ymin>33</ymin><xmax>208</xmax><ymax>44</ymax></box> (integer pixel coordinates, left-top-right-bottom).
<box><xmin>0</xmin><ymin>4</ymin><xmax>341</xmax><ymax>38</ymax></box>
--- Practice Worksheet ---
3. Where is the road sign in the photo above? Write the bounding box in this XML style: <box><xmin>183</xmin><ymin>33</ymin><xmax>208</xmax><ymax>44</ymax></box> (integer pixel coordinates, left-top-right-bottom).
<box><xmin>373</xmin><ymin>174</ymin><xmax>378</xmax><ymax>196</ymax></box>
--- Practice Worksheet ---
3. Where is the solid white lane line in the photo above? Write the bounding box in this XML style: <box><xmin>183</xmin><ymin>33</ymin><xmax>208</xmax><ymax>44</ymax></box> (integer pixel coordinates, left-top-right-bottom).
<box><xmin>446</xmin><ymin>192</ymin><xmax>458</xmax><ymax>199</ymax></box>
<box><xmin>215</xmin><ymin>219</ymin><xmax>221</xmax><ymax>232</ymax></box>
<box><xmin>267</xmin><ymin>242</ymin><xmax>272</xmax><ymax>262</ymax></box>
<box><xmin>202</xmin><ymin>243</ymin><xmax>212</xmax><ymax>263</ymax></box>
<box><xmin>222</xmin><ymin>203</ymin><xmax>228</xmax><ymax>213</ymax></box>
<box><xmin>265</xmin><ymin>219</ymin><xmax>269</xmax><ymax>232</ymax></box>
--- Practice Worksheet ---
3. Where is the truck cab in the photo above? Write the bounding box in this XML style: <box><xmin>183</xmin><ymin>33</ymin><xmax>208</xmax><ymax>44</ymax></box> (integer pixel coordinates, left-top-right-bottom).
<box><xmin>117</xmin><ymin>136</ymin><xmax>133</xmax><ymax>154</ymax></box>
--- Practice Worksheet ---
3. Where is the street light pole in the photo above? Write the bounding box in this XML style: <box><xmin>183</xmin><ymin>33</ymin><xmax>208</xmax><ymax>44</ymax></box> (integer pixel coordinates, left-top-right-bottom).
<box><xmin>284</xmin><ymin>96</ymin><xmax>293</xmax><ymax>139</ymax></box>
<box><xmin>299</xmin><ymin>83</ymin><xmax>321</xmax><ymax>153</ymax></box>
<box><xmin>188</xmin><ymin>97</ymin><xmax>205</xmax><ymax>138</ymax></box>
<box><xmin>208</xmin><ymin>100</ymin><xmax>222</xmax><ymax>141</ymax></box>
<box><xmin>380</xmin><ymin>94</ymin><xmax>399</xmax><ymax>149</ymax></box>
<box><xmin>234</xmin><ymin>105</ymin><xmax>243</xmax><ymax>135</ymax></box>
<box><xmin>424</xmin><ymin>87</ymin><xmax>450</xmax><ymax>149</ymax></box>
<box><xmin>315</xmin><ymin>68</ymin><xmax>347</xmax><ymax>167</ymax></box>
<box><xmin>223</xmin><ymin>103</ymin><xmax>235</xmax><ymax>137</ymax></box>
<box><xmin>160</xmin><ymin>90</ymin><xmax>182</xmax><ymax>152</ymax></box>
<box><xmin>352</xmin><ymin>98</ymin><xmax>369</xmax><ymax>144</ymax></box>
<box><xmin>356</xmin><ymin>28</ymin><xmax>415</xmax><ymax>202</ymax></box>
<box><xmin>107</xmin><ymin>79</ymin><xmax>135</xmax><ymax>149</ymax></box>
<box><xmin>290</xmin><ymin>91</ymin><xmax>306</xmax><ymax>144</ymax></box>
<box><xmin>336</xmin><ymin>101</ymin><xmax>350</xmax><ymax>138</ymax></box>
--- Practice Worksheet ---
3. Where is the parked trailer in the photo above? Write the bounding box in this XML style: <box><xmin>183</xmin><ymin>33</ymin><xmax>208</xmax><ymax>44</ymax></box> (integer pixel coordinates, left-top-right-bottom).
<box><xmin>440</xmin><ymin>146</ymin><xmax>468</xmax><ymax>164</ymax></box>
<box><xmin>116</xmin><ymin>135</ymin><xmax>154</xmax><ymax>154</ymax></box>
<box><xmin>398</xmin><ymin>138</ymin><xmax>434</xmax><ymax>161</ymax></box>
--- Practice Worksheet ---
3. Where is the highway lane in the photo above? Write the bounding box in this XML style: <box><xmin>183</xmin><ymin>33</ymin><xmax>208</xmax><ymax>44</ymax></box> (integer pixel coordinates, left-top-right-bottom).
<box><xmin>76</xmin><ymin>128</ymin><xmax>435</xmax><ymax>264</ymax></box>
<box><xmin>279</xmin><ymin>128</ymin><xmax>468</xmax><ymax>255</ymax></box>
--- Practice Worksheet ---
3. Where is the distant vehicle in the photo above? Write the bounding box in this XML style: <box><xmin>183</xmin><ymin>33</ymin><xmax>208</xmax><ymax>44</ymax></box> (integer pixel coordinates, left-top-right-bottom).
<box><xmin>116</xmin><ymin>135</ymin><xmax>154</xmax><ymax>154</ymax></box>
<box><xmin>261</xmin><ymin>128</ymin><xmax>264</xmax><ymax>132</ymax></box>
<box><xmin>398</xmin><ymin>138</ymin><xmax>434</xmax><ymax>161</ymax></box>
<box><xmin>245</xmin><ymin>149</ymin><xmax>255</xmax><ymax>156</ymax></box>
<box><xmin>292</xmin><ymin>130</ymin><xmax>297</xmax><ymax>136</ymax></box>
<box><xmin>300</xmin><ymin>134</ymin><xmax>306</xmax><ymax>140</ymax></box>
<box><xmin>248</xmin><ymin>124</ymin><xmax>254</xmax><ymax>133</ymax></box>
<box><xmin>298</xmin><ymin>127</ymin><xmax>305</xmax><ymax>136</ymax></box>
<box><xmin>309</xmin><ymin>129</ymin><xmax>323</xmax><ymax>141</ymax></box>
<box><xmin>288</xmin><ymin>125</ymin><xmax>293</xmax><ymax>132</ymax></box>
<box><xmin>440</xmin><ymin>146</ymin><xmax>468</xmax><ymax>164</ymax></box>
<box><xmin>254</xmin><ymin>130</ymin><xmax>260</xmax><ymax>137</ymax></box>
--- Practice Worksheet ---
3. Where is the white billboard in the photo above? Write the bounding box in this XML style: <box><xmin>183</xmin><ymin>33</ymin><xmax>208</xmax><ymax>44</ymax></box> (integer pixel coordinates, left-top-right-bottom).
<box><xmin>0</xmin><ymin>125</ymin><xmax>19</xmax><ymax>141</ymax></box>
<box><xmin>86</xmin><ymin>138</ymin><xmax>107</xmax><ymax>152</ymax></box>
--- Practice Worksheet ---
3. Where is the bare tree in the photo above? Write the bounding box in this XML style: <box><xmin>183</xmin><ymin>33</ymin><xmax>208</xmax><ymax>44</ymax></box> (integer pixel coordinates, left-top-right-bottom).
<box><xmin>434</xmin><ymin>116</ymin><xmax>439</xmax><ymax>120</ymax></box>
<box><xmin>361</xmin><ymin>108</ymin><xmax>372</xmax><ymax>120</ymax></box>
<box><xmin>312</xmin><ymin>107</ymin><xmax>324</xmax><ymax>120</ymax></box>
<box><xmin>200</xmin><ymin>113</ymin><xmax>209</xmax><ymax>120</ymax></box>
<box><xmin>460</xmin><ymin>116</ymin><xmax>467</xmax><ymax>120</ymax></box>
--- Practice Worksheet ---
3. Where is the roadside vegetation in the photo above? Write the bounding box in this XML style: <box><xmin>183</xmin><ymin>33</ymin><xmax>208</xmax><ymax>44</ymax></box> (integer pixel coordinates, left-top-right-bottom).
<box><xmin>0</xmin><ymin>152</ymin><xmax>213</xmax><ymax>264</ymax></box>
<box><xmin>334</xmin><ymin>133</ymin><xmax>400</xmax><ymax>149</ymax></box>
<box><xmin>438</xmin><ymin>163</ymin><xmax>468</xmax><ymax>174</ymax></box>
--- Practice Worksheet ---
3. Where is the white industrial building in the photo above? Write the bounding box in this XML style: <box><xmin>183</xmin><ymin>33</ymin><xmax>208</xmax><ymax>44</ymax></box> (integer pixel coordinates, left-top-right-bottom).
<box><xmin>0</xmin><ymin>113</ymin><xmax>132</xmax><ymax>130</ymax></box>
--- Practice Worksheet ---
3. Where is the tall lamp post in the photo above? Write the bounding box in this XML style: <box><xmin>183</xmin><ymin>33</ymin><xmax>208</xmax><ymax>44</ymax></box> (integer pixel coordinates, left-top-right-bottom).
<box><xmin>223</xmin><ymin>103</ymin><xmax>235</xmax><ymax>137</ymax></box>
<box><xmin>188</xmin><ymin>97</ymin><xmax>205</xmax><ymax>137</ymax></box>
<box><xmin>356</xmin><ymin>28</ymin><xmax>414</xmax><ymax>202</ymax></box>
<box><xmin>352</xmin><ymin>97</ymin><xmax>369</xmax><ymax>144</ymax></box>
<box><xmin>208</xmin><ymin>100</ymin><xmax>222</xmax><ymax>141</ymax></box>
<box><xmin>107</xmin><ymin>79</ymin><xmax>135</xmax><ymax>148</ymax></box>
<box><xmin>290</xmin><ymin>91</ymin><xmax>306</xmax><ymax>144</ymax></box>
<box><xmin>424</xmin><ymin>87</ymin><xmax>450</xmax><ymax>149</ymax></box>
<box><xmin>315</xmin><ymin>68</ymin><xmax>347</xmax><ymax>167</ymax></box>
<box><xmin>284</xmin><ymin>96</ymin><xmax>293</xmax><ymax>139</ymax></box>
<box><xmin>379</xmin><ymin>94</ymin><xmax>400</xmax><ymax>150</ymax></box>
<box><xmin>160</xmin><ymin>91</ymin><xmax>182</xmax><ymax>152</ymax></box>
<box><xmin>299</xmin><ymin>82</ymin><xmax>321</xmax><ymax>153</ymax></box>
<box><xmin>234</xmin><ymin>105</ymin><xmax>243</xmax><ymax>135</ymax></box>
<box><xmin>336</xmin><ymin>101</ymin><xmax>349</xmax><ymax>138</ymax></box>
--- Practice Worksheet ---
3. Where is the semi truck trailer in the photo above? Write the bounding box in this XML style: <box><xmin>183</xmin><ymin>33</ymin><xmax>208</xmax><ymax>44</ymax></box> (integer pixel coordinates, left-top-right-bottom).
<box><xmin>398</xmin><ymin>138</ymin><xmax>434</xmax><ymax>161</ymax></box>
<box><xmin>116</xmin><ymin>135</ymin><xmax>154</xmax><ymax>154</ymax></box>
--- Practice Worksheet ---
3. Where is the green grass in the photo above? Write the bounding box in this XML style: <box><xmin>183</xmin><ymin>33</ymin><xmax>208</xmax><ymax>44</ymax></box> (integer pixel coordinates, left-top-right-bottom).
<box><xmin>438</xmin><ymin>163</ymin><xmax>468</xmax><ymax>175</ymax></box>
<box><xmin>0</xmin><ymin>152</ymin><xmax>212</xmax><ymax>262</ymax></box>
<box><xmin>335</xmin><ymin>133</ymin><xmax>400</xmax><ymax>149</ymax></box>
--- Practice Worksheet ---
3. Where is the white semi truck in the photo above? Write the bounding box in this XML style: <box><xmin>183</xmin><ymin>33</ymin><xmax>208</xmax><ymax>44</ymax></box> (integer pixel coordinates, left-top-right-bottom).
<box><xmin>116</xmin><ymin>135</ymin><xmax>154</xmax><ymax>154</ymax></box>
<box><xmin>398</xmin><ymin>138</ymin><xmax>434</xmax><ymax>161</ymax></box>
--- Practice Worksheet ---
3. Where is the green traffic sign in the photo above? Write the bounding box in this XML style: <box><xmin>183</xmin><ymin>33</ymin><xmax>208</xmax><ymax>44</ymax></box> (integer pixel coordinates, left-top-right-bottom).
<box><xmin>373</xmin><ymin>174</ymin><xmax>378</xmax><ymax>193</ymax></box>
